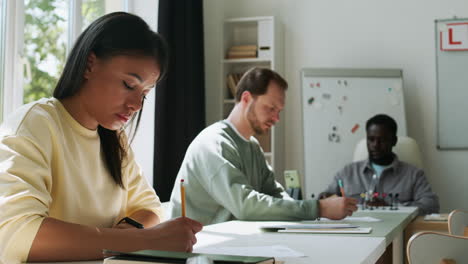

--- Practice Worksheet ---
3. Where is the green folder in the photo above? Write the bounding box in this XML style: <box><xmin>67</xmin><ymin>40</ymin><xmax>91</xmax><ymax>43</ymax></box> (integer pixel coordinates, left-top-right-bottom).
<box><xmin>103</xmin><ymin>249</ymin><xmax>275</xmax><ymax>264</ymax></box>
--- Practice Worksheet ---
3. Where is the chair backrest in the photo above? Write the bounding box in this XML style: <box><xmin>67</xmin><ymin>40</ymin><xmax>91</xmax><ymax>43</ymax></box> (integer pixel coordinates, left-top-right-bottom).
<box><xmin>353</xmin><ymin>136</ymin><xmax>424</xmax><ymax>169</ymax></box>
<box><xmin>407</xmin><ymin>231</ymin><xmax>468</xmax><ymax>264</ymax></box>
<box><xmin>448</xmin><ymin>210</ymin><xmax>468</xmax><ymax>236</ymax></box>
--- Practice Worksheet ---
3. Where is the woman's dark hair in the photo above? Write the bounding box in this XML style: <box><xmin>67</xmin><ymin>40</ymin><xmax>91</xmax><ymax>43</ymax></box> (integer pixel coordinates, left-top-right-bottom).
<box><xmin>235</xmin><ymin>67</ymin><xmax>288</xmax><ymax>102</ymax></box>
<box><xmin>53</xmin><ymin>12</ymin><xmax>169</xmax><ymax>188</ymax></box>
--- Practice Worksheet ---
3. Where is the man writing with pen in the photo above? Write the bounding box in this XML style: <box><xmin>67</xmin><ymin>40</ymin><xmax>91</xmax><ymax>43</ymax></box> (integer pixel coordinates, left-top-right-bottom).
<box><xmin>168</xmin><ymin>67</ymin><xmax>358</xmax><ymax>225</ymax></box>
<box><xmin>320</xmin><ymin>114</ymin><xmax>439</xmax><ymax>215</ymax></box>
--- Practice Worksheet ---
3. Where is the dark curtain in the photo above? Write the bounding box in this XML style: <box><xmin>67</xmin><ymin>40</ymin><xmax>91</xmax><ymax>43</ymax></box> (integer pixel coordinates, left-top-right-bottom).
<box><xmin>154</xmin><ymin>0</ymin><xmax>205</xmax><ymax>202</ymax></box>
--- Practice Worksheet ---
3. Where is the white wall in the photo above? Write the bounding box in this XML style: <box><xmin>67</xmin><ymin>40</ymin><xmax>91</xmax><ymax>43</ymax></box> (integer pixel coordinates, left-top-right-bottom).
<box><xmin>203</xmin><ymin>0</ymin><xmax>468</xmax><ymax>212</ymax></box>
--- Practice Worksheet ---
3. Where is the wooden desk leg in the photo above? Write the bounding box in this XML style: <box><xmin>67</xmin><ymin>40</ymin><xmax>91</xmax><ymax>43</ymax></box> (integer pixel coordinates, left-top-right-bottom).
<box><xmin>392</xmin><ymin>232</ymin><xmax>404</xmax><ymax>264</ymax></box>
<box><xmin>376</xmin><ymin>242</ymin><xmax>393</xmax><ymax>264</ymax></box>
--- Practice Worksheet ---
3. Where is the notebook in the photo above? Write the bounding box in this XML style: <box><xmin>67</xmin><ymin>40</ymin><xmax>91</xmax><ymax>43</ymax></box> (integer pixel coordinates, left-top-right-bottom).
<box><xmin>103</xmin><ymin>249</ymin><xmax>275</xmax><ymax>264</ymax></box>
<box><xmin>278</xmin><ymin>227</ymin><xmax>373</xmax><ymax>234</ymax></box>
<box><xmin>260</xmin><ymin>223</ymin><xmax>372</xmax><ymax>234</ymax></box>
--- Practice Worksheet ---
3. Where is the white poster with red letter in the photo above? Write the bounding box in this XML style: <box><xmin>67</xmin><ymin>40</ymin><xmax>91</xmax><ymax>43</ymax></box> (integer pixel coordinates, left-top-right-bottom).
<box><xmin>440</xmin><ymin>22</ymin><xmax>468</xmax><ymax>51</ymax></box>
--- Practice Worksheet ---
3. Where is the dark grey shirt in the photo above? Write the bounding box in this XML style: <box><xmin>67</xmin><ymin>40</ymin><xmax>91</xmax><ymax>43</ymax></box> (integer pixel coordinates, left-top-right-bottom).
<box><xmin>323</xmin><ymin>156</ymin><xmax>440</xmax><ymax>215</ymax></box>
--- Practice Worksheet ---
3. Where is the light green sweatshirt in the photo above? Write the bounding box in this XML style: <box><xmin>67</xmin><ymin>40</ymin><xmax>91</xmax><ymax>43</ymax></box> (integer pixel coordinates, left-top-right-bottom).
<box><xmin>168</xmin><ymin>120</ymin><xmax>318</xmax><ymax>225</ymax></box>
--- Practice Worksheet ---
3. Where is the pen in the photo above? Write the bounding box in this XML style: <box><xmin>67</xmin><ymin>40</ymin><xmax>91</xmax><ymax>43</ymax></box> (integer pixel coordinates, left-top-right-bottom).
<box><xmin>338</xmin><ymin>179</ymin><xmax>346</xmax><ymax>197</ymax></box>
<box><xmin>180</xmin><ymin>179</ymin><xmax>186</xmax><ymax>217</ymax></box>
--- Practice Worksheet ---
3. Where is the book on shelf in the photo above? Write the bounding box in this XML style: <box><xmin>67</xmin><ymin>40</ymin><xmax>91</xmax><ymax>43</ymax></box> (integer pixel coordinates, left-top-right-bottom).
<box><xmin>227</xmin><ymin>50</ymin><xmax>257</xmax><ymax>57</ymax></box>
<box><xmin>103</xmin><ymin>249</ymin><xmax>275</xmax><ymax>264</ymax></box>
<box><xmin>226</xmin><ymin>54</ymin><xmax>257</xmax><ymax>59</ymax></box>
<box><xmin>226</xmin><ymin>45</ymin><xmax>258</xmax><ymax>59</ymax></box>
<box><xmin>229</xmin><ymin>44</ymin><xmax>257</xmax><ymax>51</ymax></box>
<box><xmin>226</xmin><ymin>74</ymin><xmax>237</xmax><ymax>98</ymax></box>
<box><xmin>226</xmin><ymin>73</ymin><xmax>246</xmax><ymax>98</ymax></box>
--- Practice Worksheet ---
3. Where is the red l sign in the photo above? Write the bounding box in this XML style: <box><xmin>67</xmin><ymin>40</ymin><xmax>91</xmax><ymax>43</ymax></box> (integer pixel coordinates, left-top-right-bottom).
<box><xmin>449</xmin><ymin>28</ymin><xmax>462</xmax><ymax>45</ymax></box>
<box><xmin>441</xmin><ymin>22</ymin><xmax>468</xmax><ymax>51</ymax></box>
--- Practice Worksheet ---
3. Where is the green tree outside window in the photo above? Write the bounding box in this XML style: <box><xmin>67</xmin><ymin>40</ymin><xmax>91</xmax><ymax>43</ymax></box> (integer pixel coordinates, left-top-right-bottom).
<box><xmin>23</xmin><ymin>0</ymin><xmax>104</xmax><ymax>104</ymax></box>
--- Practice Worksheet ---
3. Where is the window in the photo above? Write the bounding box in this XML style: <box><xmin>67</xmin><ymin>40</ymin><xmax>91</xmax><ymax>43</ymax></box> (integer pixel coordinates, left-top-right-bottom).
<box><xmin>23</xmin><ymin>0</ymin><xmax>69</xmax><ymax>103</ymax></box>
<box><xmin>23</xmin><ymin>0</ymin><xmax>113</xmax><ymax>104</ymax></box>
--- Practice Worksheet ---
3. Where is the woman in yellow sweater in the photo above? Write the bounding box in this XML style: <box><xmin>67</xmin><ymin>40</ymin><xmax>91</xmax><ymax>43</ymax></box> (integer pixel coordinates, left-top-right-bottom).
<box><xmin>0</xmin><ymin>12</ymin><xmax>201</xmax><ymax>263</ymax></box>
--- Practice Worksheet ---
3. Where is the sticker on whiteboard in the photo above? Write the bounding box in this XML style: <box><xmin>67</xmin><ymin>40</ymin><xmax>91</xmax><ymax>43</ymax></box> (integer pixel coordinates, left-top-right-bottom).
<box><xmin>328</xmin><ymin>126</ymin><xmax>341</xmax><ymax>143</ymax></box>
<box><xmin>351</xmin><ymin>124</ymin><xmax>360</xmax><ymax>134</ymax></box>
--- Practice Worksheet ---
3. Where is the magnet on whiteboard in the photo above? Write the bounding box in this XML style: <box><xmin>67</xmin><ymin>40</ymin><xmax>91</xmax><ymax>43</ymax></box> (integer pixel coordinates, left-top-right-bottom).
<box><xmin>308</xmin><ymin>97</ymin><xmax>315</xmax><ymax>105</ymax></box>
<box><xmin>344</xmin><ymin>80</ymin><xmax>348</xmax><ymax>86</ymax></box>
<box><xmin>343</xmin><ymin>96</ymin><xmax>348</xmax><ymax>101</ymax></box>
<box><xmin>338</xmin><ymin>106</ymin><xmax>343</xmax><ymax>114</ymax></box>
<box><xmin>322</xmin><ymin>93</ymin><xmax>331</xmax><ymax>100</ymax></box>
<box><xmin>351</xmin><ymin>124</ymin><xmax>360</xmax><ymax>133</ymax></box>
<box><xmin>309</xmin><ymin>83</ymin><xmax>314</xmax><ymax>88</ymax></box>
<box><xmin>317</xmin><ymin>82</ymin><xmax>321</xmax><ymax>88</ymax></box>
<box><xmin>328</xmin><ymin>133</ymin><xmax>341</xmax><ymax>143</ymax></box>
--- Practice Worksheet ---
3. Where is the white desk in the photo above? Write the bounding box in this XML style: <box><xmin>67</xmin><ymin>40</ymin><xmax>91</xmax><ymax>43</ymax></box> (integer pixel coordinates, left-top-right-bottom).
<box><xmin>194</xmin><ymin>221</ymin><xmax>386</xmax><ymax>264</ymax></box>
<box><xmin>33</xmin><ymin>207</ymin><xmax>418</xmax><ymax>264</ymax></box>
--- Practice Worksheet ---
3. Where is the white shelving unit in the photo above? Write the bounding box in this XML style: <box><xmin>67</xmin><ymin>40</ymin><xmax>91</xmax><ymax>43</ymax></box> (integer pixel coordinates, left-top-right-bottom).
<box><xmin>221</xmin><ymin>16</ymin><xmax>284</xmax><ymax>177</ymax></box>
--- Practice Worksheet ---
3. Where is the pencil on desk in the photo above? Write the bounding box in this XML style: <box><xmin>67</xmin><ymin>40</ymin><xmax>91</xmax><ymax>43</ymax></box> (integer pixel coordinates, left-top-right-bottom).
<box><xmin>180</xmin><ymin>179</ymin><xmax>186</xmax><ymax>217</ymax></box>
<box><xmin>338</xmin><ymin>179</ymin><xmax>346</xmax><ymax>197</ymax></box>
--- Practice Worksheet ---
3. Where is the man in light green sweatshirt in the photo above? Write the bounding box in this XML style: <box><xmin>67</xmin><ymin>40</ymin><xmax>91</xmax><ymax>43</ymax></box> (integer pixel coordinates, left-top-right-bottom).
<box><xmin>168</xmin><ymin>67</ymin><xmax>358</xmax><ymax>225</ymax></box>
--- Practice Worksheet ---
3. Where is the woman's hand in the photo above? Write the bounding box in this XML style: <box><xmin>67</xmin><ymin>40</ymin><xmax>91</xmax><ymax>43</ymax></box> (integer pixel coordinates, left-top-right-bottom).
<box><xmin>142</xmin><ymin>217</ymin><xmax>203</xmax><ymax>252</ymax></box>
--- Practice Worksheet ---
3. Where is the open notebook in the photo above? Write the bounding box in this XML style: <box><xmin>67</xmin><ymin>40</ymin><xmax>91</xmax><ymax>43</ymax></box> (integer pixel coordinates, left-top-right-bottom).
<box><xmin>261</xmin><ymin>223</ymin><xmax>372</xmax><ymax>234</ymax></box>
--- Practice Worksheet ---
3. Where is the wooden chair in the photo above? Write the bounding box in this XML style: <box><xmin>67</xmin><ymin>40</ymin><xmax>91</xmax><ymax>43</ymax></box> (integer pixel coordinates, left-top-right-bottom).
<box><xmin>407</xmin><ymin>231</ymin><xmax>468</xmax><ymax>264</ymax></box>
<box><xmin>448</xmin><ymin>210</ymin><xmax>468</xmax><ymax>236</ymax></box>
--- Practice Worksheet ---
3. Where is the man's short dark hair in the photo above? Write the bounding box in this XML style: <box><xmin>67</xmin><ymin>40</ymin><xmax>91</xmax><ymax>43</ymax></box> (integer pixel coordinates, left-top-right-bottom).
<box><xmin>366</xmin><ymin>114</ymin><xmax>398</xmax><ymax>136</ymax></box>
<box><xmin>235</xmin><ymin>67</ymin><xmax>288</xmax><ymax>102</ymax></box>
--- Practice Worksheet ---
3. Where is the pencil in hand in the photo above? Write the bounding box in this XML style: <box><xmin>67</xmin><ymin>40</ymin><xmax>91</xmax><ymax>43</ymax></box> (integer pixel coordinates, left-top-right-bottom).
<box><xmin>180</xmin><ymin>179</ymin><xmax>186</xmax><ymax>217</ymax></box>
<box><xmin>338</xmin><ymin>179</ymin><xmax>346</xmax><ymax>197</ymax></box>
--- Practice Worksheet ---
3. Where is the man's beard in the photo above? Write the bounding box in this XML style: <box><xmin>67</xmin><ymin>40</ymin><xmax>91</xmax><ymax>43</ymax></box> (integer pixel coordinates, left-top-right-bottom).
<box><xmin>246</xmin><ymin>100</ymin><xmax>266</xmax><ymax>135</ymax></box>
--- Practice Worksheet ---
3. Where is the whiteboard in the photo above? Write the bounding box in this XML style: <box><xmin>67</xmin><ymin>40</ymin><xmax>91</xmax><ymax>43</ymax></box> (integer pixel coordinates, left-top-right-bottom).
<box><xmin>435</xmin><ymin>18</ymin><xmax>468</xmax><ymax>149</ymax></box>
<box><xmin>301</xmin><ymin>68</ymin><xmax>407</xmax><ymax>199</ymax></box>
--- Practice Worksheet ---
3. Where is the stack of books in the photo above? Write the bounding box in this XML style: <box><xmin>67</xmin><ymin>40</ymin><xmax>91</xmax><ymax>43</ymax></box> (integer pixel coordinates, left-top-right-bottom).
<box><xmin>226</xmin><ymin>45</ymin><xmax>257</xmax><ymax>59</ymax></box>
<box><xmin>226</xmin><ymin>73</ymin><xmax>244</xmax><ymax>98</ymax></box>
